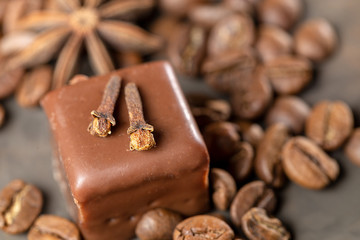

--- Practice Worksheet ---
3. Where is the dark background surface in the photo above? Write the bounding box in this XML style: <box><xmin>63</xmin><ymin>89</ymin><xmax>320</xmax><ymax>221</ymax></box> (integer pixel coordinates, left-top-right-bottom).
<box><xmin>1</xmin><ymin>0</ymin><xmax>360</xmax><ymax>239</ymax></box>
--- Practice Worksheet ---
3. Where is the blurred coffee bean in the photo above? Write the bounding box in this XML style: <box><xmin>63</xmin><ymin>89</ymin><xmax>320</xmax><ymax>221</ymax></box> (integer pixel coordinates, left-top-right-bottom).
<box><xmin>211</xmin><ymin>168</ymin><xmax>237</xmax><ymax>210</ymax></box>
<box><xmin>295</xmin><ymin>18</ymin><xmax>337</xmax><ymax>62</ymax></box>
<box><xmin>173</xmin><ymin>215</ymin><xmax>234</xmax><ymax>240</ymax></box>
<box><xmin>189</xmin><ymin>5</ymin><xmax>233</xmax><ymax>29</ymax></box>
<box><xmin>136</xmin><ymin>208</ymin><xmax>182</xmax><ymax>240</ymax></box>
<box><xmin>266</xmin><ymin>96</ymin><xmax>310</xmax><ymax>134</ymax></box>
<box><xmin>266</xmin><ymin>55</ymin><xmax>312</xmax><ymax>95</ymax></box>
<box><xmin>231</xmin><ymin>66</ymin><xmax>273</xmax><ymax>119</ymax></box>
<box><xmin>242</xmin><ymin>207</ymin><xmax>290</xmax><ymax>240</ymax></box>
<box><xmin>345</xmin><ymin>128</ymin><xmax>360</xmax><ymax>167</ymax></box>
<box><xmin>0</xmin><ymin>104</ymin><xmax>5</xmax><ymax>128</ymax></box>
<box><xmin>202</xmin><ymin>48</ymin><xmax>257</xmax><ymax>93</ymax></box>
<box><xmin>0</xmin><ymin>179</ymin><xmax>42</xmax><ymax>234</ymax></box>
<box><xmin>228</xmin><ymin>142</ymin><xmax>254</xmax><ymax>182</ymax></box>
<box><xmin>159</xmin><ymin>0</ymin><xmax>204</xmax><ymax>18</ymax></box>
<box><xmin>235</xmin><ymin>121</ymin><xmax>264</xmax><ymax>147</ymax></box>
<box><xmin>207</xmin><ymin>14</ymin><xmax>255</xmax><ymax>57</ymax></box>
<box><xmin>282</xmin><ymin>136</ymin><xmax>339</xmax><ymax>189</ymax></box>
<box><xmin>223</xmin><ymin>0</ymin><xmax>261</xmax><ymax>15</ymax></box>
<box><xmin>256</xmin><ymin>24</ymin><xmax>293</xmax><ymax>63</ymax></box>
<box><xmin>0</xmin><ymin>67</ymin><xmax>24</xmax><ymax>99</ymax></box>
<box><xmin>203</xmin><ymin>121</ymin><xmax>240</xmax><ymax>161</ymax></box>
<box><xmin>305</xmin><ymin>100</ymin><xmax>353</xmax><ymax>151</ymax></box>
<box><xmin>207</xmin><ymin>212</ymin><xmax>229</xmax><ymax>223</ymax></box>
<box><xmin>168</xmin><ymin>24</ymin><xmax>207</xmax><ymax>76</ymax></box>
<box><xmin>257</xmin><ymin>0</ymin><xmax>303</xmax><ymax>30</ymax></box>
<box><xmin>255</xmin><ymin>123</ymin><xmax>289</xmax><ymax>188</ymax></box>
<box><xmin>150</xmin><ymin>16</ymin><xmax>180</xmax><ymax>47</ymax></box>
<box><xmin>230</xmin><ymin>181</ymin><xmax>276</xmax><ymax>228</ymax></box>
<box><xmin>28</xmin><ymin>215</ymin><xmax>80</xmax><ymax>240</ymax></box>
<box><xmin>16</xmin><ymin>65</ymin><xmax>52</xmax><ymax>107</ymax></box>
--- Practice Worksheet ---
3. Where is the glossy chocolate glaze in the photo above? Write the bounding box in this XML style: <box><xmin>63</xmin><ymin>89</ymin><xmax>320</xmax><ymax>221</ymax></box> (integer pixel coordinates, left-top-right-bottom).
<box><xmin>42</xmin><ymin>61</ymin><xmax>210</xmax><ymax>240</ymax></box>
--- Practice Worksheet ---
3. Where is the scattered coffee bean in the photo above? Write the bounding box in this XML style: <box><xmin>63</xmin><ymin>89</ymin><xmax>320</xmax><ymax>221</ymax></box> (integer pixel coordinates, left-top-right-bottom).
<box><xmin>235</xmin><ymin>121</ymin><xmax>264</xmax><ymax>147</ymax></box>
<box><xmin>231</xmin><ymin>66</ymin><xmax>273</xmax><ymax>119</ymax></box>
<box><xmin>282</xmin><ymin>136</ymin><xmax>340</xmax><ymax>189</ymax></box>
<box><xmin>0</xmin><ymin>104</ymin><xmax>5</xmax><ymax>128</ymax></box>
<box><xmin>159</xmin><ymin>0</ymin><xmax>203</xmax><ymax>18</ymax></box>
<box><xmin>255</xmin><ymin>123</ymin><xmax>289</xmax><ymax>188</ymax></box>
<box><xmin>295</xmin><ymin>18</ymin><xmax>337</xmax><ymax>62</ymax></box>
<box><xmin>136</xmin><ymin>208</ymin><xmax>182</xmax><ymax>240</ymax></box>
<box><xmin>345</xmin><ymin>128</ymin><xmax>360</xmax><ymax>167</ymax></box>
<box><xmin>0</xmin><ymin>67</ymin><xmax>24</xmax><ymax>99</ymax></box>
<box><xmin>256</xmin><ymin>24</ymin><xmax>293</xmax><ymax>62</ymax></box>
<box><xmin>211</xmin><ymin>168</ymin><xmax>237</xmax><ymax>210</ymax></box>
<box><xmin>0</xmin><ymin>179</ymin><xmax>43</xmax><ymax>234</ymax></box>
<box><xmin>28</xmin><ymin>214</ymin><xmax>80</xmax><ymax>240</ymax></box>
<box><xmin>230</xmin><ymin>181</ymin><xmax>276</xmax><ymax>228</ymax></box>
<box><xmin>223</xmin><ymin>0</ymin><xmax>259</xmax><ymax>15</ymax></box>
<box><xmin>241</xmin><ymin>207</ymin><xmax>290</xmax><ymax>240</ymax></box>
<box><xmin>305</xmin><ymin>100</ymin><xmax>353</xmax><ymax>151</ymax></box>
<box><xmin>266</xmin><ymin>96</ymin><xmax>310</xmax><ymax>134</ymax></box>
<box><xmin>173</xmin><ymin>215</ymin><xmax>234</xmax><ymax>240</ymax></box>
<box><xmin>16</xmin><ymin>65</ymin><xmax>52</xmax><ymax>107</ymax></box>
<box><xmin>189</xmin><ymin>5</ymin><xmax>233</xmax><ymax>29</ymax></box>
<box><xmin>207</xmin><ymin>13</ymin><xmax>255</xmax><ymax>57</ymax></box>
<box><xmin>265</xmin><ymin>55</ymin><xmax>312</xmax><ymax>95</ymax></box>
<box><xmin>203</xmin><ymin>121</ymin><xmax>240</xmax><ymax>161</ymax></box>
<box><xmin>228</xmin><ymin>142</ymin><xmax>254</xmax><ymax>182</ymax></box>
<box><xmin>257</xmin><ymin>0</ymin><xmax>303</xmax><ymax>30</ymax></box>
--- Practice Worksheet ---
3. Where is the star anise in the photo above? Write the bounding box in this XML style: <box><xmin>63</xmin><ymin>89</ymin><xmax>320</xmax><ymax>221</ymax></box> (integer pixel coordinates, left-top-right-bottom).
<box><xmin>6</xmin><ymin>0</ymin><xmax>162</xmax><ymax>89</ymax></box>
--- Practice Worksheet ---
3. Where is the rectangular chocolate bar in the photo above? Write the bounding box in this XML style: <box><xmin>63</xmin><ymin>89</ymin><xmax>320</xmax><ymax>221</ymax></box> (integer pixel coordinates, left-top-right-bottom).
<box><xmin>42</xmin><ymin>61</ymin><xmax>210</xmax><ymax>240</ymax></box>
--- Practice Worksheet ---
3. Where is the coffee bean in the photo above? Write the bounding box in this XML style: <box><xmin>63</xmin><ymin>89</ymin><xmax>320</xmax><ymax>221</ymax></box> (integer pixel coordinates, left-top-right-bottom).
<box><xmin>207</xmin><ymin>14</ymin><xmax>255</xmax><ymax>57</ymax></box>
<box><xmin>345</xmin><ymin>128</ymin><xmax>360</xmax><ymax>167</ymax></box>
<box><xmin>189</xmin><ymin>5</ymin><xmax>233</xmax><ymax>29</ymax></box>
<box><xmin>211</xmin><ymin>168</ymin><xmax>237</xmax><ymax>211</ymax></box>
<box><xmin>150</xmin><ymin>16</ymin><xmax>181</xmax><ymax>49</ymax></box>
<box><xmin>230</xmin><ymin>181</ymin><xmax>276</xmax><ymax>228</ymax></box>
<box><xmin>228</xmin><ymin>142</ymin><xmax>254</xmax><ymax>182</ymax></box>
<box><xmin>255</xmin><ymin>123</ymin><xmax>289</xmax><ymax>188</ymax></box>
<box><xmin>16</xmin><ymin>65</ymin><xmax>52</xmax><ymax>107</ymax></box>
<box><xmin>231</xmin><ymin>66</ymin><xmax>273</xmax><ymax>119</ymax></box>
<box><xmin>295</xmin><ymin>18</ymin><xmax>337</xmax><ymax>62</ymax></box>
<box><xmin>282</xmin><ymin>136</ymin><xmax>340</xmax><ymax>189</ymax></box>
<box><xmin>305</xmin><ymin>100</ymin><xmax>353</xmax><ymax>151</ymax></box>
<box><xmin>136</xmin><ymin>208</ymin><xmax>182</xmax><ymax>240</ymax></box>
<box><xmin>0</xmin><ymin>179</ymin><xmax>43</xmax><ymax>234</ymax></box>
<box><xmin>0</xmin><ymin>104</ymin><xmax>5</xmax><ymax>128</ymax></box>
<box><xmin>266</xmin><ymin>96</ymin><xmax>310</xmax><ymax>134</ymax></box>
<box><xmin>202</xmin><ymin>48</ymin><xmax>257</xmax><ymax>93</ymax></box>
<box><xmin>0</xmin><ymin>67</ymin><xmax>24</xmax><ymax>99</ymax></box>
<box><xmin>173</xmin><ymin>215</ymin><xmax>234</xmax><ymax>240</ymax></box>
<box><xmin>241</xmin><ymin>207</ymin><xmax>290</xmax><ymax>240</ymax></box>
<box><xmin>28</xmin><ymin>214</ymin><xmax>80</xmax><ymax>240</ymax></box>
<box><xmin>257</xmin><ymin>0</ymin><xmax>303</xmax><ymax>30</ymax></box>
<box><xmin>203</xmin><ymin>121</ymin><xmax>240</xmax><ymax>161</ymax></box>
<box><xmin>223</xmin><ymin>0</ymin><xmax>259</xmax><ymax>15</ymax></box>
<box><xmin>256</xmin><ymin>24</ymin><xmax>293</xmax><ymax>63</ymax></box>
<box><xmin>265</xmin><ymin>55</ymin><xmax>312</xmax><ymax>95</ymax></box>
<box><xmin>235</xmin><ymin>121</ymin><xmax>264</xmax><ymax>147</ymax></box>
<box><xmin>159</xmin><ymin>0</ymin><xmax>204</xmax><ymax>18</ymax></box>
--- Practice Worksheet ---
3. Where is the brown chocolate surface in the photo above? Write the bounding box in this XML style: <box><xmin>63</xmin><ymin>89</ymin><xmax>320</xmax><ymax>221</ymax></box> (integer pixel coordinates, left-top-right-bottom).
<box><xmin>42</xmin><ymin>61</ymin><xmax>210</xmax><ymax>240</ymax></box>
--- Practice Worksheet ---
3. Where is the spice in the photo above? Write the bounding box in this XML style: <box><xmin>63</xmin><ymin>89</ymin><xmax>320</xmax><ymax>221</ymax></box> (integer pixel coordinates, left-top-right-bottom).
<box><xmin>88</xmin><ymin>75</ymin><xmax>121</xmax><ymax>137</ymax></box>
<box><xmin>125</xmin><ymin>82</ymin><xmax>155</xmax><ymax>151</ymax></box>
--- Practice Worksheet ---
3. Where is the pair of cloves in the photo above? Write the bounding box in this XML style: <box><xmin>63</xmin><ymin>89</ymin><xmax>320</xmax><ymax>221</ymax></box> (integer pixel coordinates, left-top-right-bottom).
<box><xmin>87</xmin><ymin>75</ymin><xmax>155</xmax><ymax>151</ymax></box>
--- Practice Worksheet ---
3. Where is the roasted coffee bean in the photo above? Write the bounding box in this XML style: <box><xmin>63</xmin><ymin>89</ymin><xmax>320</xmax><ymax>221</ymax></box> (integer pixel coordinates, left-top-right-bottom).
<box><xmin>150</xmin><ymin>16</ymin><xmax>181</xmax><ymax>47</ymax></box>
<box><xmin>256</xmin><ymin>24</ymin><xmax>293</xmax><ymax>63</ymax></box>
<box><xmin>189</xmin><ymin>5</ymin><xmax>233</xmax><ymax>29</ymax></box>
<box><xmin>16</xmin><ymin>65</ymin><xmax>52</xmax><ymax>107</ymax></box>
<box><xmin>136</xmin><ymin>208</ymin><xmax>183</xmax><ymax>240</ymax></box>
<box><xmin>266</xmin><ymin>96</ymin><xmax>310</xmax><ymax>134</ymax></box>
<box><xmin>207</xmin><ymin>14</ymin><xmax>255</xmax><ymax>57</ymax></box>
<box><xmin>28</xmin><ymin>214</ymin><xmax>80</xmax><ymax>240</ymax></box>
<box><xmin>235</xmin><ymin>121</ymin><xmax>264</xmax><ymax>147</ymax></box>
<box><xmin>305</xmin><ymin>100</ymin><xmax>353</xmax><ymax>151</ymax></box>
<box><xmin>173</xmin><ymin>215</ymin><xmax>234</xmax><ymax>240</ymax></box>
<box><xmin>168</xmin><ymin>24</ymin><xmax>207</xmax><ymax>76</ymax></box>
<box><xmin>231</xmin><ymin>66</ymin><xmax>273</xmax><ymax>119</ymax></box>
<box><xmin>228</xmin><ymin>142</ymin><xmax>254</xmax><ymax>182</ymax></box>
<box><xmin>202</xmin><ymin>48</ymin><xmax>257</xmax><ymax>93</ymax></box>
<box><xmin>159</xmin><ymin>0</ymin><xmax>204</xmax><ymax>18</ymax></box>
<box><xmin>282</xmin><ymin>136</ymin><xmax>340</xmax><ymax>189</ymax></box>
<box><xmin>295</xmin><ymin>18</ymin><xmax>337</xmax><ymax>62</ymax></box>
<box><xmin>257</xmin><ymin>0</ymin><xmax>303</xmax><ymax>30</ymax></box>
<box><xmin>242</xmin><ymin>207</ymin><xmax>290</xmax><ymax>240</ymax></box>
<box><xmin>230</xmin><ymin>181</ymin><xmax>276</xmax><ymax>228</ymax></box>
<box><xmin>255</xmin><ymin>123</ymin><xmax>289</xmax><ymax>188</ymax></box>
<box><xmin>203</xmin><ymin>121</ymin><xmax>240</xmax><ymax>161</ymax></box>
<box><xmin>0</xmin><ymin>104</ymin><xmax>5</xmax><ymax>128</ymax></box>
<box><xmin>0</xmin><ymin>179</ymin><xmax>43</xmax><ymax>234</ymax></box>
<box><xmin>266</xmin><ymin>55</ymin><xmax>312</xmax><ymax>95</ymax></box>
<box><xmin>0</xmin><ymin>67</ymin><xmax>24</xmax><ymax>99</ymax></box>
<box><xmin>211</xmin><ymin>168</ymin><xmax>237</xmax><ymax>210</ymax></box>
<box><xmin>224</xmin><ymin>0</ymin><xmax>260</xmax><ymax>15</ymax></box>
<box><xmin>345</xmin><ymin>128</ymin><xmax>360</xmax><ymax>167</ymax></box>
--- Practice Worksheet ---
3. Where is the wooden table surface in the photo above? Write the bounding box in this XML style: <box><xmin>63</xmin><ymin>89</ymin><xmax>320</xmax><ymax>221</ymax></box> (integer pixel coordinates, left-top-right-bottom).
<box><xmin>1</xmin><ymin>0</ymin><xmax>360</xmax><ymax>239</ymax></box>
